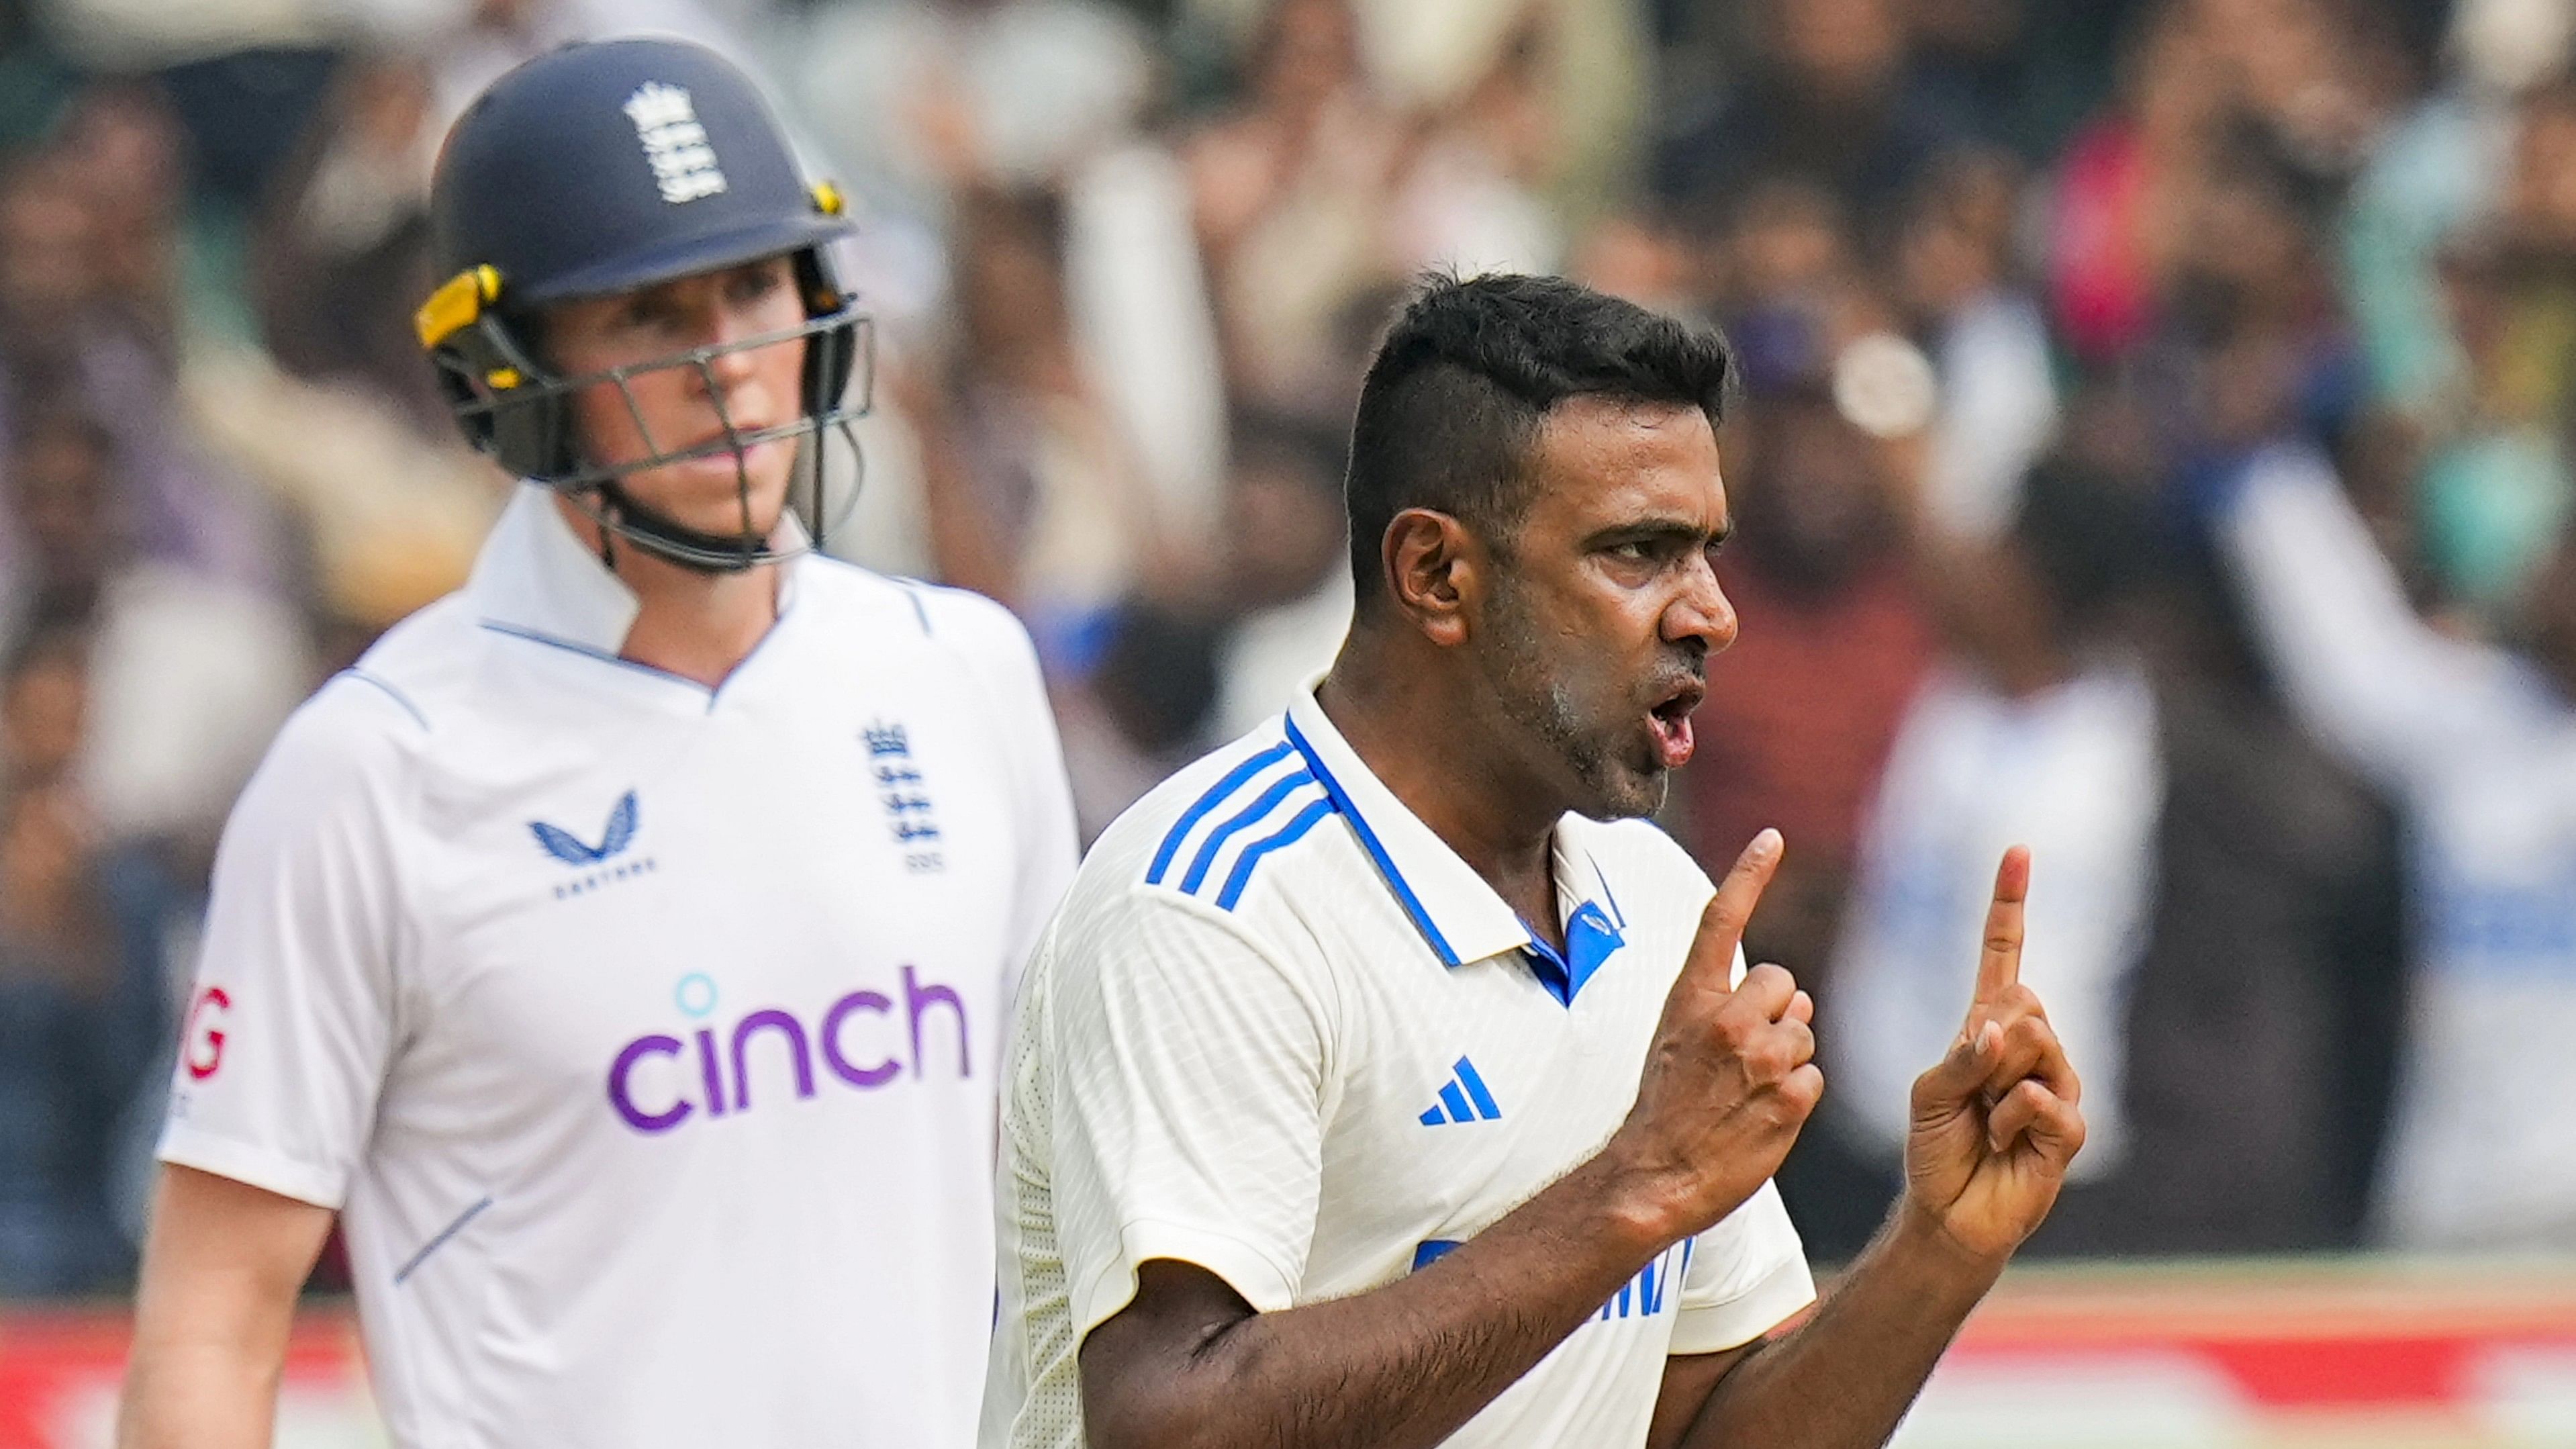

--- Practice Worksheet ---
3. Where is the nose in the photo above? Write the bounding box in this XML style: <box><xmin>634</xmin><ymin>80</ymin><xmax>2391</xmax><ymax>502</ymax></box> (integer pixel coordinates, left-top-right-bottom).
<box><xmin>693</xmin><ymin>273</ymin><xmax>802</xmax><ymax>393</ymax></box>
<box><xmin>699</xmin><ymin>300</ymin><xmax>767</xmax><ymax>391</ymax></box>
<box><xmin>1663</xmin><ymin>552</ymin><xmax>1738</xmax><ymax>655</ymax></box>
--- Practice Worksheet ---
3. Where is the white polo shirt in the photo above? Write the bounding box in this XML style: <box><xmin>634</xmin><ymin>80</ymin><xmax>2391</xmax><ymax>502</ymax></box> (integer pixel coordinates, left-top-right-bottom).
<box><xmin>983</xmin><ymin>690</ymin><xmax>1815</xmax><ymax>1449</ymax></box>
<box><xmin>158</xmin><ymin>485</ymin><xmax>1078</xmax><ymax>1449</ymax></box>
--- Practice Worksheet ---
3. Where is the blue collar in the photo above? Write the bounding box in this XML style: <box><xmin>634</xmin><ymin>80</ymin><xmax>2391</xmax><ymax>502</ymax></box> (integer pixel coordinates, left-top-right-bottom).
<box><xmin>1523</xmin><ymin>899</ymin><xmax>1626</xmax><ymax>1007</ymax></box>
<box><xmin>1284</xmin><ymin>688</ymin><xmax>1627</xmax><ymax>1004</ymax></box>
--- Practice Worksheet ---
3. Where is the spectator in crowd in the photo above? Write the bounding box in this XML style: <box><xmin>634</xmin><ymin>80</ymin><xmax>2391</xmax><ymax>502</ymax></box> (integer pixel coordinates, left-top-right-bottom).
<box><xmin>0</xmin><ymin>624</ymin><xmax>177</xmax><ymax>1295</ymax></box>
<box><xmin>2211</xmin><ymin>436</ymin><xmax>2576</xmax><ymax>1252</ymax></box>
<box><xmin>1652</xmin><ymin>0</ymin><xmax>1982</xmax><ymax>255</ymax></box>
<box><xmin>249</xmin><ymin>53</ymin><xmax>446</xmax><ymax>436</ymax></box>
<box><xmin>0</xmin><ymin>124</ymin><xmax>287</xmax><ymax>600</ymax></box>
<box><xmin>206</xmin><ymin>52</ymin><xmax>507</xmax><ymax>657</ymax></box>
<box><xmin>1899</xmin><ymin>147</ymin><xmax>2058</xmax><ymax>539</ymax></box>
<box><xmin>1824</xmin><ymin>457</ymin><xmax>2163</xmax><ymax>1257</ymax></box>
<box><xmin>1384</xmin><ymin>5</ymin><xmax>1564</xmax><ymax>281</ymax></box>
<box><xmin>1186</xmin><ymin>0</ymin><xmax>1407</xmax><ymax>413</ymax></box>
<box><xmin>1821</xmin><ymin>428</ymin><xmax>2413</xmax><ymax>1257</ymax></box>
<box><xmin>2109</xmin><ymin>520</ymin><xmax>2408</xmax><ymax>1255</ymax></box>
<box><xmin>1206</xmin><ymin>408</ymin><xmax>1351</xmax><ymax>741</ymax></box>
<box><xmin>787</xmin><ymin>0</ymin><xmax>1153</xmax><ymax>240</ymax></box>
<box><xmin>2405</xmin><ymin>81</ymin><xmax>2576</xmax><ymax>619</ymax></box>
<box><xmin>912</xmin><ymin>183</ymin><xmax>1169</xmax><ymax>655</ymax></box>
<box><xmin>5</xmin><ymin>409</ymin><xmax>312</xmax><ymax>861</ymax></box>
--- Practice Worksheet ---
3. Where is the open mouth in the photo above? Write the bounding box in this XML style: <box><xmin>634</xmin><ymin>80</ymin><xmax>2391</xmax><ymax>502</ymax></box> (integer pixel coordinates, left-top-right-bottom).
<box><xmin>1646</xmin><ymin>682</ymin><xmax>1704</xmax><ymax>769</ymax></box>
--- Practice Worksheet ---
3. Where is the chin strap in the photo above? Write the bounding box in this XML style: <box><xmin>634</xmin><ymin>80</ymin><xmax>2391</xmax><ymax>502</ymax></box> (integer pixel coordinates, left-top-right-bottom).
<box><xmin>591</xmin><ymin>481</ymin><xmax>766</xmax><ymax>575</ymax></box>
<box><xmin>574</xmin><ymin>415</ymin><xmax>863</xmax><ymax>577</ymax></box>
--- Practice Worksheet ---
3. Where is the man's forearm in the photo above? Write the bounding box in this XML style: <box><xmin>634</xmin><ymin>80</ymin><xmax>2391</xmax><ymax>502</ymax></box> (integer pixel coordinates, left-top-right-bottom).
<box><xmin>1676</xmin><ymin>1203</ymin><xmax>2001</xmax><ymax>1449</ymax></box>
<box><xmin>117</xmin><ymin>1334</ymin><xmax>286</xmax><ymax>1449</ymax></box>
<box><xmin>1087</xmin><ymin>1154</ymin><xmax>1678</xmax><ymax>1449</ymax></box>
<box><xmin>117</xmin><ymin>1166</ymin><xmax>328</xmax><ymax>1449</ymax></box>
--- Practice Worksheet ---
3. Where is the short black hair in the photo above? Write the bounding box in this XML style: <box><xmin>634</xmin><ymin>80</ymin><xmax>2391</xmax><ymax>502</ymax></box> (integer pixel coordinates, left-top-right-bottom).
<box><xmin>1344</xmin><ymin>273</ymin><xmax>1735</xmax><ymax>610</ymax></box>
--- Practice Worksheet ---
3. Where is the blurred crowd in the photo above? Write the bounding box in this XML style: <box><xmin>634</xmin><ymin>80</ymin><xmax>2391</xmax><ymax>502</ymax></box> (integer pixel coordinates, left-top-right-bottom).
<box><xmin>1</xmin><ymin>0</ymin><xmax>2573</xmax><ymax>1298</ymax></box>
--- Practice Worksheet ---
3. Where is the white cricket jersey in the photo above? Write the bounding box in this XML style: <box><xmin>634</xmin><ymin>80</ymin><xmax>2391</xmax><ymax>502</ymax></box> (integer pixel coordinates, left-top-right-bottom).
<box><xmin>158</xmin><ymin>485</ymin><xmax>1078</xmax><ymax>1449</ymax></box>
<box><xmin>983</xmin><ymin>689</ymin><xmax>1815</xmax><ymax>1449</ymax></box>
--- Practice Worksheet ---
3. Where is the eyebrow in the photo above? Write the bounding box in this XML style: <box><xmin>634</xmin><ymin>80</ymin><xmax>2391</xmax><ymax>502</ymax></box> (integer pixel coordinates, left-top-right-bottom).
<box><xmin>1582</xmin><ymin>515</ymin><xmax>1734</xmax><ymax>551</ymax></box>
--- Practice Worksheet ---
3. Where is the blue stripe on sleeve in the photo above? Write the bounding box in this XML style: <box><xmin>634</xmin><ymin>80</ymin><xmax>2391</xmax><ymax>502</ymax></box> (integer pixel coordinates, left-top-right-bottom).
<box><xmin>1147</xmin><ymin>740</ymin><xmax>1294</xmax><ymax>885</ymax></box>
<box><xmin>1213</xmin><ymin>796</ymin><xmax>1337</xmax><ymax>911</ymax></box>
<box><xmin>1179</xmin><ymin>769</ymin><xmax>1315</xmax><ymax>894</ymax></box>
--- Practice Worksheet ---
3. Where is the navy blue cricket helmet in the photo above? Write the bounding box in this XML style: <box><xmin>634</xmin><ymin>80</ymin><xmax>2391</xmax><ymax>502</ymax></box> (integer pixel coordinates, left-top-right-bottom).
<box><xmin>416</xmin><ymin>36</ymin><xmax>872</xmax><ymax>571</ymax></box>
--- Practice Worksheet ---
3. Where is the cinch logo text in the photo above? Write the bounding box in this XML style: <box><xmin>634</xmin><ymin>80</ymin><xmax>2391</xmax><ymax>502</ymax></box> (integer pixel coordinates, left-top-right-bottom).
<box><xmin>606</xmin><ymin>967</ymin><xmax>970</xmax><ymax>1135</ymax></box>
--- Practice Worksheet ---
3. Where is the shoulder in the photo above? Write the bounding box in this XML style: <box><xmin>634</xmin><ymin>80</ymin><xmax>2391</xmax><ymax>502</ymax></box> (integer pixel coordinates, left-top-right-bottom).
<box><xmin>216</xmin><ymin>664</ymin><xmax>437</xmax><ymax>872</ymax></box>
<box><xmin>1054</xmin><ymin>717</ymin><xmax>1339</xmax><ymax>944</ymax></box>
<box><xmin>1029</xmin><ymin>720</ymin><xmax>1345</xmax><ymax>1021</ymax></box>
<box><xmin>802</xmin><ymin>559</ymin><xmax>1045</xmax><ymax>682</ymax></box>
<box><xmin>238</xmin><ymin>594</ymin><xmax>486</xmax><ymax>817</ymax></box>
<box><xmin>332</xmin><ymin>593</ymin><xmax>489</xmax><ymax>733</ymax></box>
<box><xmin>1102</xmin><ymin>719</ymin><xmax>1335</xmax><ymax>898</ymax></box>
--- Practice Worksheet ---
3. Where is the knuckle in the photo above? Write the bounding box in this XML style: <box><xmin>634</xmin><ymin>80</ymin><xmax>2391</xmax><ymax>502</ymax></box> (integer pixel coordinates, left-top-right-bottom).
<box><xmin>1742</xmin><ymin>1038</ymin><xmax>1788</xmax><ymax>1082</ymax></box>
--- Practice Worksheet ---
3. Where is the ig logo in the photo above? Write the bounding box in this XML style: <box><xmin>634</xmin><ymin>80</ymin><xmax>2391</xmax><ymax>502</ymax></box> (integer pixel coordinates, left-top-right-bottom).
<box><xmin>183</xmin><ymin>986</ymin><xmax>232</xmax><ymax>1080</ymax></box>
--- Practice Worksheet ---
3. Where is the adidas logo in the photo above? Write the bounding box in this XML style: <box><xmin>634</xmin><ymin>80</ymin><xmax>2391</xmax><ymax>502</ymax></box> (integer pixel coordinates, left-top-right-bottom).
<box><xmin>1417</xmin><ymin>1057</ymin><xmax>1501</xmax><ymax>1125</ymax></box>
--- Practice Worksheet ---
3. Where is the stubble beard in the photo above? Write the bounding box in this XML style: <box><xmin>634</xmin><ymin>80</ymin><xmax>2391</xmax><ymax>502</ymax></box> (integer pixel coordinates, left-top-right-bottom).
<box><xmin>1479</xmin><ymin>578</ymin><xmax>1669</xmax><ymax>821</ymax></box>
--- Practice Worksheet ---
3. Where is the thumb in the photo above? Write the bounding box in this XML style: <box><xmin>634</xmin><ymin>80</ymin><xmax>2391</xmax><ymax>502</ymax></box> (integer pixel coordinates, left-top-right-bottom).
<box><xmin>1913</xmin><ymin>1018</ymin><xmax>2003</xmax><ymax>1116</ymax></box>
<box><xmin>1684</xmin><ymin>829</ymin><xmax>1782</xmax><ymax>996</ymax></box>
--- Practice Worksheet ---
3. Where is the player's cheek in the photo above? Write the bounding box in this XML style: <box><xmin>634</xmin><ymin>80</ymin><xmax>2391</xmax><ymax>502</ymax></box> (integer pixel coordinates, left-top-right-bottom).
<box><xmin>573</xmin><ymin>383</ymin><xmax>646</xmax><ymax>463</ymax></box>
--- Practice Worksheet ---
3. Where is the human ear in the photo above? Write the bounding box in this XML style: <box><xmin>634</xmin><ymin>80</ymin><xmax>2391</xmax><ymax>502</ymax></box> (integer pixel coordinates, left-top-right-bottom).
<box><xmin>1382</xmin><ymin>508</ymin><xmax>1483</xmax><ymax>649</ymax></box>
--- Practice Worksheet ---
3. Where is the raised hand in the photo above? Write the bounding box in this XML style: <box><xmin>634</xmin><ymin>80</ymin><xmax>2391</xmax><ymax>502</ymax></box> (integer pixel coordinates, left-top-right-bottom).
<box><xmin>1604</xmin><ymin>829</ymin><xmax>1823</xmax><ymax>1242</ymax></box>
<box><xmin>1901</xmin><ymin>847</ymin><xmax>2085</xmax><ymax>1262</ymax></box>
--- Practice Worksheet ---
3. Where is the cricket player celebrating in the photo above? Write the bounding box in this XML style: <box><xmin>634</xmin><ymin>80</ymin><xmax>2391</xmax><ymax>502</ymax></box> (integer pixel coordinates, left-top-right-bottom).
<box><xmin>118</xmin><ymin>38</ymin><xmax>1076</xmax><ymax>1449</ymax></box>
<box><xmin>983</xmin><ymin>275</ymin><xmax>2085</xmax><ymax>1449</ymax></box>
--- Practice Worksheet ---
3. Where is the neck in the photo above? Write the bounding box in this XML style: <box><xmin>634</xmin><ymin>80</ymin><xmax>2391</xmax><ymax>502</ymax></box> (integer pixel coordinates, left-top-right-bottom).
<box><xmin>1317</xmin><ymin>633</ymin><xmax>1566</xmax><ymax>947</ymax></box>
<box><xmin>555</xmin><ymin>496</ymin><xmax>781</xmax><ymax>689</ymax></box>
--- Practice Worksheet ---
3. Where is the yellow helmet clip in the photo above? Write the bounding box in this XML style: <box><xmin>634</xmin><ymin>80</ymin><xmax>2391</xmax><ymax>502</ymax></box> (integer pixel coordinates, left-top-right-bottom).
<box><xmin>414</xmin><ymin>265</ymin><xmax>503</xmax><ymax>350</ymax></box>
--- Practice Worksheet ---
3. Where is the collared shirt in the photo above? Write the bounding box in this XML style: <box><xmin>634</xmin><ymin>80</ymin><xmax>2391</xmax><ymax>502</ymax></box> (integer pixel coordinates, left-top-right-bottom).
<box><xmin>982</xmin><ymin>689</ymin><xmax>1814</xmax><ymax>1449</ymax></box>
<box><xmin>158</xmin><ymin>485</ymin><xmax>1078</xmax><ymax>1449</ymax></box>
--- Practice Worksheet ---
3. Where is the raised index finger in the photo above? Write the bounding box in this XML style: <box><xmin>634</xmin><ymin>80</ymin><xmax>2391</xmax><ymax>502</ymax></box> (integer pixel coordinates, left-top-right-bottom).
<box><xmin>1684</xmin><ymin>829</ymin><xmax>1782</xmax><ymax>994</ymax></box>
<box><xmin>1969</xmin><ymin>845</ymin><xmax>2031</xmax><ymax>1025</ymax></box>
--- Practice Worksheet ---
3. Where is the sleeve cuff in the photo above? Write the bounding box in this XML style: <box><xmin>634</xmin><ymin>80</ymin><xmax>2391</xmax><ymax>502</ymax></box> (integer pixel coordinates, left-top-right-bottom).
<box><xmin>1073</xmin><ymin>1218</ymin><xmax>1301</xmax><ymax>1339</ymax></box>
<box><xmin>157</xmin><ymin>1123</ymin><xmax>348</xmax><ymax>1209</ymax></box>
<box><xmin>1667</xmin><ymin>1253</ymin><xmax>1817</xmax><ymax>1356</ymax></box>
